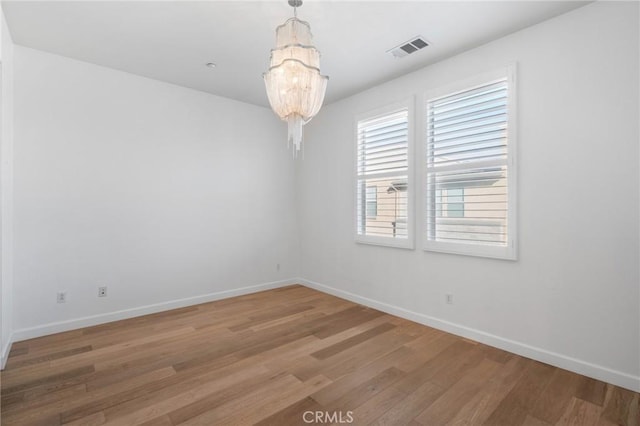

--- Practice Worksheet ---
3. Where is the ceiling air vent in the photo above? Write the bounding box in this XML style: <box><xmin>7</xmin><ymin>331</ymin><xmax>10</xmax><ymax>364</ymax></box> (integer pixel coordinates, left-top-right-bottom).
<box><xmin>387</xmin><ymin>36</ymin><xmax>430</xmax><ymax>59</ymax></box>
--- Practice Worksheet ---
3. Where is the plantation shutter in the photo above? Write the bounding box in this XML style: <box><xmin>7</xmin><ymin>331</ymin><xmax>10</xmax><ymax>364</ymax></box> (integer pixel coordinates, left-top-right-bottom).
<box><xmin>426</xmin><ymin>77</ymin><xmax>511</xmax><ymax>250</ymax></box>
<box><xmin>356</xmin><ymin>108</ymin><xmax>409</xmax><ymax>241</ymax></box>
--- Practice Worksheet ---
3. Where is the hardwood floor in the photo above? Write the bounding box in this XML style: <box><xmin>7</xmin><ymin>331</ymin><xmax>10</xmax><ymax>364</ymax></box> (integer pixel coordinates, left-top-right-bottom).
<box><xmin>1</xmin><ymin>285</ymin><xmax>638</xmax><ymax>425</ymax></box>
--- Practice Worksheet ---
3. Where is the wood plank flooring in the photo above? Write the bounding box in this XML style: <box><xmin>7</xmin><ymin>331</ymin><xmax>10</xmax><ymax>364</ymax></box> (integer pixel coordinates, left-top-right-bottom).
<box><xmin>1</xmin><ymin>285</ymin><xmax>638</xmax><ymax>425</ymax></box>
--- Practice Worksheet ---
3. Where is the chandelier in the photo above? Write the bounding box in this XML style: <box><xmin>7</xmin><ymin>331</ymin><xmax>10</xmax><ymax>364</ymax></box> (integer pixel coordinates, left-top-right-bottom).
<box><xmin>263</xmin><ymin>0</ymin><xmax>328</xmax><ymax>155</ymax></box>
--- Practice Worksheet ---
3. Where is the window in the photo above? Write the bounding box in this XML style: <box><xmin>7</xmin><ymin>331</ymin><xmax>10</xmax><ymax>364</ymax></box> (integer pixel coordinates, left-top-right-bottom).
<box><xmin>425</xmin><ymin>66</ymin><xmax>516</xmax><ymax>259</ymax></box>
<box><xmin>356</xmin><ymin>100</ymin><xmax>413</xmax><ymax>248</ymax></box>
<box><xmin>365</xmin><ymin>186</ymin><xmax>378</xmax><ymax>218</ymax></box>
<box><xmin>436</xmin><ymin>188</ymin><xmax>464</xmax><ymax>218</ymax></box>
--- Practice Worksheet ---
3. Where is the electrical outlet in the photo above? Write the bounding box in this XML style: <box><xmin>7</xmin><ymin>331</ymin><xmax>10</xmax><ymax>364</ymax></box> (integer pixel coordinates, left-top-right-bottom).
<box><xmin>98</xmin><ymin>286</ymin><xmax>107</xmax><ymax>297</ymax></box>
<box><xmin>446</xmin><ymin>294</ymin><xmax>454</xmax><ymax>305</ymax></box>
<box><xmin>276</xmin><ymin>263</ymin><xmax>280</xmax><ymax>271</ymax></box>
<box><xmin>57</xmin><ymin>292</ymin><xmax>67</xmax><ymax>303</ymax></box>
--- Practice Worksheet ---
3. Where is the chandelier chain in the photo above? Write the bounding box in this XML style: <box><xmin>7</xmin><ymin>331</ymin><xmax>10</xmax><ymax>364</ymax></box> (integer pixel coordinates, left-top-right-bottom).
<box><xmin>288</xmin><ymin>0</ymin><xmax>302</xmax><ymax>17</ymax></box>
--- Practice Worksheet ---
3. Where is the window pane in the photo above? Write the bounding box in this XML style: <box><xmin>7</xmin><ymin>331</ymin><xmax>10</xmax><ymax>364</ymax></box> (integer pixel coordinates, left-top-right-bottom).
<box><xmin>427</xmin><ymin>81</ymin><xmax>508</xmax><ymax>167</ymax></box>
<box><xmin>357</xmin><ymin>176</ymin><xmax>408</xmax><ymax>238</ymax></box>
<box><xmin>357</xmin><ymin>111</ymin><xmax>408</xmax><ymax>175</ymax></box>
<box><xmin>427</xmin><ymin>166</ymin><xmax>507</xmax><ymax>245</ymax></box>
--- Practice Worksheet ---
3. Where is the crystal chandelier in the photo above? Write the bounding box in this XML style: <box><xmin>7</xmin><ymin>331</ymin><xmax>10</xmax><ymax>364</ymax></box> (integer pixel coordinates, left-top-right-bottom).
<box><xmin>263</xmin><ymin>0</ymin><xmax>328</xmax><ymax>155</ymax></box>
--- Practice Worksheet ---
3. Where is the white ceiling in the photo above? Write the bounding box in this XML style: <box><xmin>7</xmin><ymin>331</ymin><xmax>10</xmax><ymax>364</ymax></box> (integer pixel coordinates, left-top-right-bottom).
<box><xmin>3</xmin><ymin>1</ymin><xmax>589</xmax><ymax>107</ymax></box>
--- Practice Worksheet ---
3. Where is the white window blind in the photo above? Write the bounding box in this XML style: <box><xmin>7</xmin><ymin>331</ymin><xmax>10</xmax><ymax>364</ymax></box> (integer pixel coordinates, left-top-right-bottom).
<box><xmin>356</xmin><ymin>103</ymin><xmax>412</xmax><ymax>248</ymax></box>
<box><xmin>425</xmin><ymin>68</ymin><xmax>516</xmax><ymax>259</ymax></box>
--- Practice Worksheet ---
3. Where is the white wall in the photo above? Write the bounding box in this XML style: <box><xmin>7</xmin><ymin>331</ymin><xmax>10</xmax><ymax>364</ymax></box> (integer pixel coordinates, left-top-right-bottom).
<box><xmin>298</xmin><ymin>1</ymin><xmax>639</xmax><ymax>391</ymax></box>
<box><xmin>12</xmin><ymin>46</ymin><xmax>299</xmax><ymax>338</ymax></box>
<box><xmin>1</xmin><ymin>8</ymin><xmax>15</xmax><ymax>369</ymax></box>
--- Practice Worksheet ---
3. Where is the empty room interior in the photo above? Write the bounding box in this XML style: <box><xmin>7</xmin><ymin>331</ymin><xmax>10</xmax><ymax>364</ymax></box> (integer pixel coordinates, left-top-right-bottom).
<box><xmin>0</xmin><ymin>0</ymin><xmax>638</xmax><ymax>425</ymax></box>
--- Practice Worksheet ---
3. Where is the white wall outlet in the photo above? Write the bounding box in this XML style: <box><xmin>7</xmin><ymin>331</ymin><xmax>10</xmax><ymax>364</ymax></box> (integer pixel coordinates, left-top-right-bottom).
<box><xmin>446</xmin><ymin>294</ymin><xmax>454</xmax><ymax>305</ymax></box>
<box><xmin>98</xmin><ymin>286</ymin><xmax>107</xmax><ymax>297</ymax></box>
<box><xmin>276</xmin><ymin>263</ymin><xmax>280</xmax><ymax>271</ymax></box>
<box><xmin>57</xmin><ymin>292</ymin><xmax>67</xmax><ymax>303</ymax></box>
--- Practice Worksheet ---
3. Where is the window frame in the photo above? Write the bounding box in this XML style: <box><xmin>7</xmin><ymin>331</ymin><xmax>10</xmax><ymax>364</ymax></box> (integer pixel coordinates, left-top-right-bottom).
<box><xmin>354</xmin><ymin>98</ymin><xmax>415</xmax><ymax>249</ymax></box>
<box><xmin>422</xmin><ymin>65</ymin><xmax>517</xmax><ymax>260</ymax></box>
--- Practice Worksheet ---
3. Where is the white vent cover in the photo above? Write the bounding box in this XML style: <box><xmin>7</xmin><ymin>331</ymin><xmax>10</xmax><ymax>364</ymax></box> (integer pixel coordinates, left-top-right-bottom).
<box><xmin>387</xmin><ymin>36</ymin><xmax>429</xmax><ymax>59</ymax></box>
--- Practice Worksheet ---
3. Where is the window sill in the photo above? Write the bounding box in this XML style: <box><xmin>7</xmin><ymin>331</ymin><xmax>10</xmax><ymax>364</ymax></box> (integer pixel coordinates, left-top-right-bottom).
<box><xmin>423</xmin><ymin>240</ymin><xmax>516</xmax><ymax>260</ymax></box>
<box><xmin>355</xmin><ymin>235</ymin><xmax>415</xmax><ymax>250</ymax></box>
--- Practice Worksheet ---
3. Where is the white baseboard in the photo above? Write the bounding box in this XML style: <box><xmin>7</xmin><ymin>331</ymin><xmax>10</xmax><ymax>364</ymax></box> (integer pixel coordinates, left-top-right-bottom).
<box><xmin>1</xmin><ymin>332</ymin><xmax>13</xmax><ymax>370</ymax></box>
<box><xmin>12</xmin><ymin>278</ymin><xmax>298</xmax><ymax>343</ymax></box>
<box><xmin>298</xmin><ymin>278</ymin><xmax>640</xmax><ymax>393</ymax></box>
